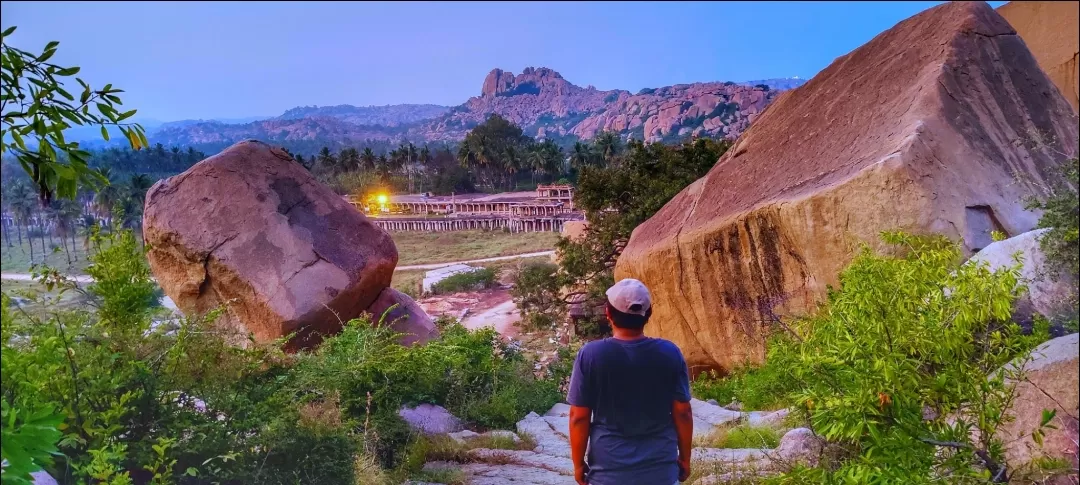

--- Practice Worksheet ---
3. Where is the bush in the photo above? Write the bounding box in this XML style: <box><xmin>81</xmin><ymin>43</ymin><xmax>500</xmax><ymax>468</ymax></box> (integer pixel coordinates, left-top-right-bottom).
<box><xmin>764</xmin><ymin>232</ymin><xmax>1049</xmax><ymax>483</ymax></box>
<box><xmin>430</xmin><ymin>267</ymin><xmax>496</xmax><ymax>294</ymax></box>
<box><xmin>691</xmin><ymin>346</ymin><xmax>796</xmax><ymax>411</ymax></box>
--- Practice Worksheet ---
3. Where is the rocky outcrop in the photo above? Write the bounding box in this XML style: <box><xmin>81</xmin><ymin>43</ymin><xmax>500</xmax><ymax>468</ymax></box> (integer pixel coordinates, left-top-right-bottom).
<box><xmin>615</xmin><ymin>1</ymin><xmax>1079</xmax><ymax>371</ymax></box>
<box><xmin>968</xmin><ymin>229</ymin><xmax>1078</xmax><ymax>331</ymax></box>
<box><xmin>424</xmin><ymin>68</ymin><xmax>782</xmax><ymax>143</ymax></box>
<box><xmin>998</xmin><ymin>1</ymin><xmax>1079</xmax><ymax>112</ymax></box>
<box><xmin>144</xmin><ymin>140</ymin><xmax>433</xmax><ymax>350</ymax></box>
<box><xmin>1000</xmin><ymin>333</ymin><xmax>1079</xmax><ymax>470</ymax></box>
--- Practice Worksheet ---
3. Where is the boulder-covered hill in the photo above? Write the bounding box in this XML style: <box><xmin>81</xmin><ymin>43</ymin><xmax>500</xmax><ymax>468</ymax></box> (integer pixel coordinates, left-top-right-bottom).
<box><xmin>410</xmin><ymin>67</ymin><xmax>797</xmax><ymax>143</ymax></box>
<box><xmin>150</xmin><ymin>69</ymin><xmax>804</xmax><ymax>149</ymax></box>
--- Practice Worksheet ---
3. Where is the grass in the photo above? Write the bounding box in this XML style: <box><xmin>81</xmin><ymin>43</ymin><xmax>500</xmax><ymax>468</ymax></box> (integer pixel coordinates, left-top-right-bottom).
<box><xmin>391</xmin><ymin>230</ymin><xmax>559</xmax><ymax>266</ymax></box>
<box><xmin>431</xmin><ymin>268</ymin><xmax>496</xmax><ymax>295</ymax></box>
<box><xmin>391</xmin><ymin>255</ymin><xmax>552</xmax><ymax>299</ymax></box>
<box><xmin>1</xmin><ymin>234</ymin><xmax>93</xmax><ymax>274</ymax></box>
<box><xmin>695</xmin><ymin>424</ymin><xmax>782</xmax><ymax>449</ymax></box>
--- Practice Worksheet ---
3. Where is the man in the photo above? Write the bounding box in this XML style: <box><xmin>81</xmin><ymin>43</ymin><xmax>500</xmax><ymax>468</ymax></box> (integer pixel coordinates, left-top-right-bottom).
<box><xmin>568</xmin><ymin>278</ymin><xmax>694</xmax><ymax>485</ymax></box>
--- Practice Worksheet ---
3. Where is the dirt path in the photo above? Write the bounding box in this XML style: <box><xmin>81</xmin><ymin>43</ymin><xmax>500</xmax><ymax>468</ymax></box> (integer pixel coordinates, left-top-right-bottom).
<box><xmin>0</xmin><ymin>250</ymin><xmax>555</xmax><ymax>282</ymax></box>
<box><xmin>461</xmin><ymin>298</ymin><xmax>521</xmax><ymax>338</ymax></box>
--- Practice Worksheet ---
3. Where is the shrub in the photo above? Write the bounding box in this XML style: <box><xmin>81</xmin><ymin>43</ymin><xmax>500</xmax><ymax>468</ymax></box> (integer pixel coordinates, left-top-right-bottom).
<box><xmin>691</xmin><ymin>345</ymin><xmax>797</xmax><ymax>412</ymax></box>
<box><xmin>766</xmin><ymin>232</ymin><xmax>1050</xmax><ymax>483</ymax></box>
<box><xmin>698</xmin><ymin>424</ymin><xmax>782</xmax><ymax>449</ymax></box>
<box><xmin>430</xmin><ymin>267</ymin><xmax>496</xmax><ymax>294</ymax></box>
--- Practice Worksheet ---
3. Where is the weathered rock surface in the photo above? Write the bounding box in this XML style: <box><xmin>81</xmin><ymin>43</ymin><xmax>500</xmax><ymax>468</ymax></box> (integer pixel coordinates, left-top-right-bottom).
<box><xmin>997</xmin><ymin>1</ymin><xmax>1080</xmax><ymax>112</ymax></box>
<box><xmin>1000</xmin><ymin>333</ymin><xmax>1079</xmax><ymax>469</ymax></box>
<box><xmin>144</xmin><ymin>140</ymin><xmax>401</xmax><ymax>349</ymax></box>
<box><xmin>363</xmin><ymin>287</ymin><xmax>438</xmax><ymax>346</ymax></box>
<box><xmin>968</xmin><ymin>229</ymin><xmax>1078</xmax><ymax>330</ymax></box>
<box><xmin>398</xmin><ymin>403</ymin><xmax>464</xmax><ymax>435</ymax></box>
<box><xmin>615</xmin><ymin>1</ymin><xmax>1079</xmax><ymax>371</ymax></box>
<box><xmin>419</xmin><ymin>402</ymin><xmax>811</xmax><ymax>484</ymax></box>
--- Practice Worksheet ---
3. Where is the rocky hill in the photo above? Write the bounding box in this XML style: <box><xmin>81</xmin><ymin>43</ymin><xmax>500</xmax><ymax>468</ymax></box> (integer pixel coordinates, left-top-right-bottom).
<box><xmin>149</xmin><ymin>69</ymin><xmax>804</xmax><ymax>150</ymax></box>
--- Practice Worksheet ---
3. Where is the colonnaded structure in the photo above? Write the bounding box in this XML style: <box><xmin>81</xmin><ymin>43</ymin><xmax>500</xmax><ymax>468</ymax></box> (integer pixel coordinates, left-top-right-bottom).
<box><xmin>345</xmin><ymin>184</ymin><xmax>585</xmax><ymax>233</ymax></box>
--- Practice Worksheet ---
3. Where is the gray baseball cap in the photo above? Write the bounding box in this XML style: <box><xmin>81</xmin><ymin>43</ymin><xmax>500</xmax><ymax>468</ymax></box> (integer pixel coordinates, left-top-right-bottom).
<box><xmin>606</xmin><ymin>278</ymin><xmax>652</xmax><ymax>316</ymax></box>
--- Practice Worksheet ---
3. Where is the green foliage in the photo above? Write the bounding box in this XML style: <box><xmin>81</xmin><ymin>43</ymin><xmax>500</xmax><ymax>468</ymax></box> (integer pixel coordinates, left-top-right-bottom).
<box><xmin>691</xmin><ymin>345</ymin><xmax>797</xmax><ymax>411</ymax></box>
<box><xmin>511</xmin><ymin>261</ymin><xmax>564</xmax><ymax>329</ymax></box>
<box><xmin>1</xmin><ymin>26</ymin><xmax>147</xmax><ymax>206</ymax></box>
<box><xmin>523</xmin><ymin>137</ymin><xmax>731</xmax><ymax>330</ymax></box>
<box><xmin>763</xmin><ymin>232</ymin><xmax>1050</xmax><ymax>483</ymax></box>
<box><xmin>0</xmin><ymin>400</ymin><xmax>64</xmax><ymax>484</ymax></box>
<box><xmin>1026</xmin><ymin>153</ymin><xmax>1079</xmax><ymax>330</ymax></box>
<box><xmin>430</xmin><ymin>267</ymin><xmax>496</xmax><ymax>295</ymax></box>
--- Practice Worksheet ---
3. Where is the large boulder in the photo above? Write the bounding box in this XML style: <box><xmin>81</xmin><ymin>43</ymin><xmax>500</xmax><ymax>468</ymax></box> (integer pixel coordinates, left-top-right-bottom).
<box><xmin>144</xmin><ymin>140</ymin><xmax>399</xmax><ymax>349</ymax></box>
<box><xmin>615</xmin><ymin>1</ymin><xmax>1079</xmax><ymax>371</ymax></box>
<box><xmin>364</xmin><ymin>287</ymin><xmax>437</xmax><ymax>346</ymax></box>
<box><xmin>997</xmin><ymin>1</ymin><xmax>1079</xmax><ymax>112</ymax></box>
<box><xmin>1000</xmin><ymin>333</ymin><xmax>1079</xmax><ymax>470</ymax></box>
<box><xmin>968</xmin><ymin>229</ymin><xmax>1078</xmax><ymax>331</ymax></box>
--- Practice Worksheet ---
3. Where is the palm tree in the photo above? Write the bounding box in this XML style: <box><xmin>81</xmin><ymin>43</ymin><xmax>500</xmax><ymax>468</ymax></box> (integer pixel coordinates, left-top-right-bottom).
<box><xmin>360</xmin><ymin>147</ymin><xmax>377</xmax><ymax>171</ymax></box>
<box><xmin>570</xmin><ymin>142</ymin><xmax>595</xmax><ymax>171</ymax></box>
<box><xmin>9</xmin><ymin>182</ymin><xmax>36</xmax><ymax>262</ymax></box>
<box><xmin>317</xmin><ymin>147</ymin><xmax>336</xmax><ymax>174</ymax></box>
<box><xmin>594</xmin><ymin>131</ymin><xmax>621</xmax><ymax>164</ymax></box>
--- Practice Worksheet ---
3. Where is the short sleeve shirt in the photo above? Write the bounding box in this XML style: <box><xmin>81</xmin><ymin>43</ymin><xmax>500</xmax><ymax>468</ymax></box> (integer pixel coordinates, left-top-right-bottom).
<box><xmin>567</xmin><ymin>337</ymin><xmax>691</xmax><ymax>485</ymax></box>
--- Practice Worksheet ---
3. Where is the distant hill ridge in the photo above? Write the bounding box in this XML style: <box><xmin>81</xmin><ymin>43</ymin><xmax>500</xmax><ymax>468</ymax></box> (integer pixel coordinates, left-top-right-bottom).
<box><xmin>147</xmin><ymin>68</ymin><xmax>807</xmax><ymax>152</ymax></box>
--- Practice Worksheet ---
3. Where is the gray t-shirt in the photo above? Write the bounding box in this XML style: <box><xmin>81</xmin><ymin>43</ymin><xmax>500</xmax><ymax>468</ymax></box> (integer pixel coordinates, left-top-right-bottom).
<box><xmin>567</xmin><ymin>337</ymin><xmax>691</xmax><ymax>485</ymax></box>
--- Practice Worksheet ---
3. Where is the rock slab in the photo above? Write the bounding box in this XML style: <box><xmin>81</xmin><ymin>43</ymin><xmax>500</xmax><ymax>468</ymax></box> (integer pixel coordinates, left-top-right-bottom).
<box><xmin>968</xmin><ymin>229</ymin><xmax>1078</xmax><ymax>330</ymax></box>
<box><xmin>615</xmin><ymin>1</ymin><xmax>1079</xmax><ymax>371</ymax></box>
<box><xmin>997</xmin><ymin>1</ymin><xmax>1080</xmax><ymax>112</ymax></box>
<box><xmin>1000</xmin><ymin>333</ymin><xmax>1079</xmax><ymax>469</ymax></box>
<box><xmin>144</xmin><ymin>140</ymin><xmax>400</xmax><ymax>349</ymax></box>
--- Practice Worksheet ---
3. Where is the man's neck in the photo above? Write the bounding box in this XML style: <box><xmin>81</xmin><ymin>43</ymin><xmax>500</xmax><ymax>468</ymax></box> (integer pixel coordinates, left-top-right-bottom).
<box><xmin>611</xmin><ymin>327</ymin><xmax>646</xmax><ymax>341</ymax></box>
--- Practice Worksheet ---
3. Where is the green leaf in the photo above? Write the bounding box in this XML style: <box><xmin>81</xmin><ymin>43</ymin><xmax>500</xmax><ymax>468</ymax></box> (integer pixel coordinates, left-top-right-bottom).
<box><xmin>56</xmin><ymin>66</ymin><xmax>80</xmax><ymax>76</ymax></box>
<box><xmin>1</xmin><ymin>26</ymin><xmax>16</xmax><ymax>37</ymax></box>
<box><xmin>35</xmin><ymin>48</ymin><xmax>56</xmax><ymax>63</ymax></box>
<box><xmin>117</xmin><ymin>109</ymin><xmax>136</xmax><ymax>121</ymax></box>
<box><xmin>101</xmin><ymin>125</ymin><xmax>110</xmax><ymax>142</ymax></box>
<box><xmin>1040</xmin><ymin>408</ymin><xmax>1057</xmax><ymax>427</ymax></box>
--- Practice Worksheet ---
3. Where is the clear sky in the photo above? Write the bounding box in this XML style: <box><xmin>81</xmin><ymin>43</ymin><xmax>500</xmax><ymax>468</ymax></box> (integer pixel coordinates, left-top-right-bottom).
<box><xmin>1</xmin><ymin>1</ymin><xmax>1006</xmax><ymax>121</ymax></box>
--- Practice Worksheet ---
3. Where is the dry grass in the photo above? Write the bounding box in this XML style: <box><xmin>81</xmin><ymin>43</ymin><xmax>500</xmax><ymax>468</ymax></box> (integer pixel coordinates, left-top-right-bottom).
<box><xmin>391</xmin><ymin>230</ymin><xmax>559</xmax><ymax>266</ymax></box>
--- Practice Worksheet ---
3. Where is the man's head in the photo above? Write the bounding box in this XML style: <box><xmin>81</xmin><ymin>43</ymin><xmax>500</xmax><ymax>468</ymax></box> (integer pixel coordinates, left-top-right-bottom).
<box><xmin>605</xmin><ymin>278</ymin><xmax>653</xmax><ymax>330</ymax></box>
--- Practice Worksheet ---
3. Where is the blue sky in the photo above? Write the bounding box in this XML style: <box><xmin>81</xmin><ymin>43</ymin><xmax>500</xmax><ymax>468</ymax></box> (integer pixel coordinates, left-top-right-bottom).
<box><xmin>1</xmin><ymin>1</ymin><xmax>1006</xmax><ymax>121</ymax></box>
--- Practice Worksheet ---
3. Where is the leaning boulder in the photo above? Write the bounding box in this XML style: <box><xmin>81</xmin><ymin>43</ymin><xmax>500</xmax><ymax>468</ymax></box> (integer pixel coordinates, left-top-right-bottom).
<box><xmin>1000</xmin><ymin>333</ymin><xmax>1079</xmax><ymax>470</ymax></box>
<box><xmin>967</xmin><ymin>229</ymin><xmax>1078</xmax><ymax>331</ymax></box>
<box><xmin>144</xmin><ymin>140</ymin><xmax>399</xmax><ymax>349</ymax></box>
<box><xmin>364</xmin><ymin>287</ymin><xmax>438</xmax><ymax>346</ymax></box>
<box><xmin>615</xmin><ymin>1</ymin><xmax>1078</xmax><ymax>371</ymax></box>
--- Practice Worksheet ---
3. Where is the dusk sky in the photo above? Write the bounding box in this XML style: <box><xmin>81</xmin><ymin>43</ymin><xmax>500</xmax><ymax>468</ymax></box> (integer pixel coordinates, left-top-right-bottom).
<box><xmin>1</xmin><ymin>1</ymin><xmax>1007</xmax><ymax>121</ymax></box>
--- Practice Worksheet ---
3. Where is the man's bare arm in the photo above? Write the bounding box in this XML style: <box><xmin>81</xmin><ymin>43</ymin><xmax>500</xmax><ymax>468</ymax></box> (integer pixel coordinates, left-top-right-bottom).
<box><xmin>569</xmin><ymin>405</ymin><xmax>592</xmax><ymax>484</ymax></box>
<box><xmin>672</xmin><ymin>400</ymin><xmax>693</xmax><ymax>482</ymax></box>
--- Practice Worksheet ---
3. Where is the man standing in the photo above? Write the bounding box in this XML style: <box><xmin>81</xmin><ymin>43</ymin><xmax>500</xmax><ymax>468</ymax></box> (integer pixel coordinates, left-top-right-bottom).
<box><xmin>568</xmin><ymin>278</ymin><xmax>694</xmax><ymax>485</ymax></box>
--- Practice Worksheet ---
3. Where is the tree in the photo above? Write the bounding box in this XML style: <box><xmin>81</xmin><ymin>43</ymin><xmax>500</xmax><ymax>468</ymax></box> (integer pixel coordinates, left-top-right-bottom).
<box><xmin>593</xmin><ymin>131</ymin><xmax>622</xmax><ymax>164</ymax></box>
<box><xmin>521</xmin><ymin>137</ymin><xmax>731</xmax><ymax>328</ymax></box>
<box><xmin>360</xmin><ymin>147</ymin><xmax>377</xmax><ymax>171</ymax></box>
<box><xmin>1</xmin><ymin>26</ymin><xmax>147</xmax><ymax>206</ymax></box>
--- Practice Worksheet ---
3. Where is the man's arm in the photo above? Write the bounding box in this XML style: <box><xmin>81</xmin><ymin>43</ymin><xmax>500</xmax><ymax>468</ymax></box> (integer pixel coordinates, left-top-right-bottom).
<box><xmin>569</xmin><ymin>405</ymin><xmax>592</xmax><ymax>484</ymax></box>
<box><xmin>672</xmin><ymin>400</ymin><xmax>693</xmax><ymax>482</ymax></box>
